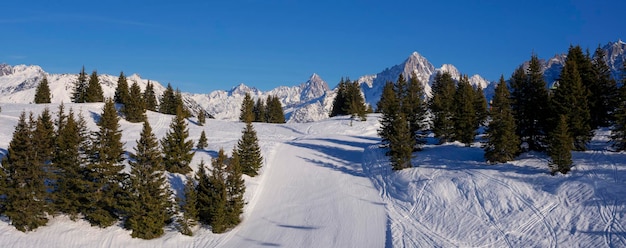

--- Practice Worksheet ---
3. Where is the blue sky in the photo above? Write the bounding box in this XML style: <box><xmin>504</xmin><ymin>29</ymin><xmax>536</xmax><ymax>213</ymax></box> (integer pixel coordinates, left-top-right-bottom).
<box><xmin>1</xmin><ymin>0</ymin><xmax>624</xmax><ymax>93</ymax></box>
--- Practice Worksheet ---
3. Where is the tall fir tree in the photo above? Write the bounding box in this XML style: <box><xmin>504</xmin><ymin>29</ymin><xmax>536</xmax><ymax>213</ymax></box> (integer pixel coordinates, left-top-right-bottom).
<box><xmin>473</xmin><ymin>86</ymin><xmax>488</xmax><ymax>128</ymax></box>
<box><xmin>330</xmin><ymin>78</ymin><xmax>349</xmax><ymax>117</ymax></box>
<box><xmin>591</xmin><ymin>46</ymin><xmax>619</xmax><ymax>127</ymax></box>
<box><xmin>197</xmin><ymin>130</ymin><xmax>208</xmax><ymax>150</ymax></box>
<box><xmin>377</xmin><ymin>82</ymin><xmax>401</xmax><ymax>147</ymax></box>
<box><xmin>345</xmin><ymin>80</ymin><xmax>367</xmax><ymax>121</ymax></box>
<box><xmin>429</xmin><ymin>72</ymin><xmax>457</xmax><ymax>144</ymax></box>
<box><xmin>32</xmin><ymin>108</ymin><xmax>56</xmax><ymax>198</ymax></box>
<box><xmin>388</xmin><ymin>113</ymin><xmax>414</xmax><ymax>170</ymax></box>
<box><xmin>195</xmin><ymin>160</ymin><xmax>212</xmax><ymax>225</ymax></box>
<box><xmin>453</xmin><ymin>75</ymin><xmax>478</xmax><ymax>146</ymax></box>
<box><xmin>225</xmin><ymin>149</ymin><xmax>245</xmax><ymax>227</ymax></box>
<box><xmin>612</xmin><ymin>63</ymin><xmax>626</xmax><ymax>151</ymax></box>
<box><xmin>85</xmin><ymin>70</ymin><xmax>104</xmax><ymax>102</ymax></box>
<box><xmin>72</xmin><ymin>66</ymin><xmax>88</xmax><ymax>103</ymax></box>
<box><xmin>114</xmin><ymin>72</ymin><xmax>130</xmax><ymax>105</ymax></box>
<box><xmin>126</xmin><ymin>121</ymin><xmax>170</xmax><ymax>239</ymax></box>
<box><xmin>208</xmin><ymin>149</ymin><xmax>229</xmax><ymax>233</ymax></box>
<box><xmin>403</xmin><ymin>72</ymin><xmax>427</xmax><ymax>148</ymax></box>
<box><xmin>239</xmin><ymin>93</ymin><xmax>255</xmax><ymax>123</ymax></box>
<box><xmin>123</xmin><ymin>82</ymin><xmax>146</xmax><ymax>123</ymax></box>
<box><xmin>161</xmin><ymin>106</ymin><xmax>195</xmax><ymax>174</ymax></box>
<box><xmin>551</xmin><ymin>50</ymin><xmax>592</xmax><ymax>151</ymax></box>
<box><xmin>144</xmin><ymin>81</ymin><xmax>159</xmax><ymax>112</ymax></box>
<box><xmin>266</xmin><ymin>95</ymin><xmax>286</xmax><ymax>123</ymax></box>
<box><xmin>253</xmin><ymin>98</ymin><xmax>267</xmax><ymax>122</ymax></box>
<box><xmin>2</xmin><ymin>112</ymin><xmax>49</xmax><ymax>232</ymax></box>
<box><xmin>484</xmin><ymin>76</ymin><xmax>520</xmax><ymax>163</ymax></box>
<box><xmin>34</xmin><ymin>75</ymin><xmax>52</xmax><ymax>104</ymax></box>
<box><xmin>237</xmin><ymin>122</ymin><xmax>263</xmax><ymax>177</ymax></box>
<box><xmin>510</xmin><ymin>55</ymin><xmax>550</xmax><ymax>151</ymax></box>
<box><xmin>159</xmin><ymin>83</ymin><xmax>177</xmax><ymax>115</ymax></box>
<box><xmin>548</xmin><ymin>115</ymin><xmax>574</xmax><ymax>175</ymax></box>
<box><xmin>197</xmin><ymin>111</ymin><xmax>206</xmax><ymax>126</ymax></box>
<box><xmin>84</xmin><ymin>98</ymin><xmax>125</xmax><ymax>227</ymax></box>
<box><xmin>178</xmin><ymin>175</ymin><xmax>198</xmax><ymax>236</ymax></box>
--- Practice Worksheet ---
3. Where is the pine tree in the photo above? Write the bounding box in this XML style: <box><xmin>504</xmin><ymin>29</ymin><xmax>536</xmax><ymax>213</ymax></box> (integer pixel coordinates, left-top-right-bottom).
<box><xmin>253</xmin><ymin>98</ymin><xmax>267</xmax><ymax>122</ymax></box>
<box><xmin>453</xmin><ymin>75</ymin><xmax>478</xmax><ymax>146</ymax></box>
<box><xmin>239</xmin><ymin>93</ymin><xmax>255</xmax><ymax>123</ymax></box>
<box><xmin>591</xmin><ymin>46</ymin><xmax>619</xmax><ymax>127</ymax></box>
<box><xmin>266</xmin><ymin>95</ymin><xmax>285</xmax><ymax>123</ymax></box>
<box><xmin>484</xmin><ymin>76</ymin><xmax>520</xmax><ymax>163</ymax></box>
<box><xmin>548</xmin><ymin>115</ymin><xmax>574</xmax><ymax>175</ymax></box>
<box><xmin>330</xmin><ymin>78</ymin><xmax>349</xmax><ymax>117</ymax></box>
<box><xmin>197</xmin><ymin>130</ymin><xmax>208</xmax><ymax>150</ymax></box>
<box><xmin>225</xmin><ymin>149</ymin><xmax>245</xmax><ymax>227</ymax></box>
<box><xmin>237</xmin><ymin>122</ymin><xmax>263</xmax><ymax>177</ymax></box>
<box><xmin>474</xmin><ymin>86</ymin><xmax>488</xmax><ymax>128</ymax></box>
<box><xmin>208</xmin><ymin>149</ymin><xmax>228</xmax><ymax>233</ymax></box>
<box><xmin>114</xmin><ymin>72</ymin><xmax>130</xmax><ymax>105</ymax></box>
<box><xmin>178</xmin><ymin>175</ymin><xmax>198</xmax><ymax>236</ymax></box>
<box><xmin>174</xmin><ymin>89</ymin><xmax>190</xmax><ymax>118</ymax></box>
<box><xmin>161</xmin><ymin>106</ymin><xmax>195</xmax><ymax>174</ymax></box>
<box><xmin>84</xmin><ymin>98</ymin><xmax>125</xmax><ymax>227</ymax></box>
<box><xmin>197</xmin><ymin>111</ymin><xmax>206</xmax><ymax>126</ymax></box>
<box><xmin>123</xmin><ymin>82</ymin><xmax>146</xmax><ymax>123</ymax></box>
<box><xmin>404</xmin><ymin>72</ymin><xmax>427</xmax><ymax>148</ymax></box>
<box><xmin>85</xmin><ymin>70</ymin><xmax>104</xmax><ymax>102</ymax></box>
<box><xmin>612</xmin><ymin>63</ymin><xmax>626</xmax><ymax>151</ymax></box>
<box><xmin>144</xmin><ymin>81</ymin><xmax>158</xmax><ymax>112</ymax></box>
<box><xmin>388</xmin><ymin>113</ymin><xmax>414</xmax><ymax>170</ymax></box>
<box><xmin>159</xmin><ymin>83</ymin><xmax>177</xmax><ymax>115</ymax></box>
<box><xmin>126</xmin><ymin>121</ymin><xmax>170</xmax><ymax>239</ymax></box>
<box><xmin>195</xmin><ymin>160</ymin><xmax>211</xmax><ymax>225</ymax></box>
<box><xmin>345</xmin><ymin>80</ymin><xmax>367</xmax><ymax>121</ymax></box>
<box><xmin>377</xmin><ymin>82</ymin><xmax>400</xmax><ymax>147</ymax></box>
<box><xmin>551</xmin><ymin>49</ymin><xmax>592</xmax><ymax>151</ymax></box>
<box><xmin>34</xmin><ymin>75</ymin><xmax>52</xmax><ymax>104</ymax></box>
<box><xmin>32</xmin><ymin>108</ymin><xmax>55</xmax><ymax>198</ymax></box>
<box><xmin>429</xmin><ymin>72</ymin><xmax>457</xmax><ymax>144</ymax></box>
<box><xmin>72</xmin><ymin>66</ymin><xmax>88</xmax><ymax>103</ymax></box>
<box><xmin>510</xmin><ymin>55</ymin><xmax>550</xmax><ymax>151</ymax></box>
<box><xmin>2</xmin><ymin>112</ymin><xmax>49</xmax><ymax>232</ymax></box>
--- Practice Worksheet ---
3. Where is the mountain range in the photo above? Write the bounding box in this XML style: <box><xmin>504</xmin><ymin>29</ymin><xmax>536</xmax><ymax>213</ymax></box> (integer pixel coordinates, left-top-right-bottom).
<box><xmin>1</xmin><ymin>40</ymin><xmax>624</xmax><ymax>122</ymax></box>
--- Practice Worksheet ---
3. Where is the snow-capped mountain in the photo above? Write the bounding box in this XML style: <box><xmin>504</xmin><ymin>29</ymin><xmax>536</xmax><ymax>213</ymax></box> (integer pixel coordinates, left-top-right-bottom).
<box><xmin>357</xmin><ymin>52</ymin><xmax>490</xmax><ymax>108</ymax></box>
<box><xmin>190</xmin><ymin>73</ymin><xmax>332</xmax><ymax>123</ymax></box>
<box><xmin>0</xmin><ymin>64</ymin><xmax>206</xmax><ymax>115</ymax></box>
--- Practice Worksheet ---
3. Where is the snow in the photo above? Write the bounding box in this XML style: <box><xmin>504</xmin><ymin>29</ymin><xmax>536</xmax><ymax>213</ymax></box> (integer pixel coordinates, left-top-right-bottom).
<box><xmin>1</xmin><ymin>103</ymin><xmax>625</xmax><ymax>247</ymax></box>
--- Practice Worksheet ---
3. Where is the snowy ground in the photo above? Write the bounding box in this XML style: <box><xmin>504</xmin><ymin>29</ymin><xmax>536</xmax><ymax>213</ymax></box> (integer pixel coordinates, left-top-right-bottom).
<box><xmin>0</xmin><ymin>103</ymin><xmax>625</xmax><ymax>247</ymax></box>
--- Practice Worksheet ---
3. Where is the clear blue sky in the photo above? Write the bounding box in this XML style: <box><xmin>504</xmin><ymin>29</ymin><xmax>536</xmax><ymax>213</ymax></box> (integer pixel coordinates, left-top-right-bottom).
<box><xmin>1</xmin><ymin>0</ymin><xmax>624</xmax><ymax>93</ymax></box>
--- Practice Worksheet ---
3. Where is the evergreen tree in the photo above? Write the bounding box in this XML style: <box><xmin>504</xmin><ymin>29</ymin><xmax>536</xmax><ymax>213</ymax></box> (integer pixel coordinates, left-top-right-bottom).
<box><xmin>266</xmin><ymin>95</ymin><xmax>285</xmax><ymax>123</ymax></box>
<box><xmin>225</xmin><ymin>149</ymin><xmax>245</xmax><ymax>227</ymax></box>
<box><xmin>85</xmin><ymin>70</ymin><xmax>104</xmax><ymax>102</ymax></box>
<box><xmin>144</xmin><ymin>81</ymin><xmax>158</xmax><ymax>112</ymax></box>
<box><xmin>114</xmin><ymin>72</ymin><xmax>130</xmax><ymax>105</ymax></box>
<box><xmin>126</xmin><ymin>121</ymin><xmax>170</xmax><ymax>239</ymax></box>
<box><xmin>453</xmin><ymin>75</ymin><xmax>478</xmax><ymax>146</ymax></box>
<box><xmin>159</xmin><ymin>83</ymin><xmax>177</xmax><ymax>115</ymax></box>
<box><xmin>197</xmin><ymin>130</ymin><xmax>208</xmax><ymax>150</ymax></box>
<box><xmin>123</xmin><ymin>82</ymin><xmax>146</xmax><ymax>123</ymax></box>
<box><xmin>208</xmin><ymin>149</ymin><xmax>228</xmax><ymax>233</ymax></box>
<box><xmin>345</xmin><ymin>80</ymin><xmax>367</xmax><ymax>121</ymax></box>
<box><xmin>197</xmin><ymin>111</ymin><xmax>206</xmax><ymax>126</ymax></box>
<box><xmin>330</xmin><ymin>78</ymin><xmax>349</xmax><ymax>117</ymax></box>
<box><xmin>548</xmin><ymin>115</ymin><xmax>574</xmax><ymax>175</ymax></box>
<box><xmin>388</xmin><ymin>113</ymin><xmax>414</xmax><ymax>170</ymax></box>
<box><xmin>612</xmin><ymin>63</ymin><xmax>626</xmax><ymax>151</ymax></box>
<box><xmin>237</xmin><ymin>122</ymin><xmax>263</xmax><ymax>177</ymax></box>
<box><xmin>510</xmin><ymin>55</ymin><xmax>550</xmax><ymax>151</ymax></box>
<box><xmin>174</xmin><ymin>89</ymin><xmax>190</xmax><ymax>118</ymax></box>
<box><xmin>2</xmin><ymin>112</ymin><xmax>49</xmax><ymax>232</ymax></box>
<box><xmin>161</xmin><ymin>106</ymin><xmax>195</xmax><ymax>174</ymax></box>
<box><xmin>239</xmin><ymin>93</ymin><xmax>255</xmax><ymax>123</ymax></box>
<box><xmin>404</xmin><ymin>72</ymin><xmax>427</xmax><ymax>148</ymax></box>
<box><xmin>377</xmin><ymin>82</ymin><xmax>401</xmax><ymax>147</ymax></box>
<box><xmin>591</xmin><ymin>46</ymin><xmax>619</xmax><ymax>127</ymax></box>
<box><xmin>195</xmin><ymin>160</ymin><xmax>211</xmax><ymax>225</ymax></box>
<box><xmin>84</xmin><ymin>98</ymin><xmax>125</xmax><ymax>227</ymax></box>
<box><xmin>484</xmin><ymin>76</ymin><xmax>520</xmax><ymax>163</ymax></box>
<box><xmin>474</xmin><ymin>86</ymin><xmax>488</xmax><ymax>127</ymax></box>
<box><xmin>551</xmin><ymin>51</ymin><xmax>592</xmax><ymax>151</ymax></box>
<box><xmin>34</xmin><ymin>75</ymin><xmax>52</xmax><ymax>104</ymax></box>
<box><xmin>253</xmin><ymin>98</ymin><xmax>267</xmax><ymax>122</ymax></box>
<box><xmin>178</xmin><ymin>175</ymin><xmax>198</xmax><ymax>236</ymax></box>
<box><xmin>72</xmin><ymin>66</ymin><xmax>88</xmax><ymax>103</ymax></box>
<box><xmin>429</xmin><ymin>72</ymin><xmax>457</xmax><ymax>143</ymax></box>
<box><xmin>32</xmin><ymin>108</ymin><xmax>55</xmax><ymax>198</ymax></box>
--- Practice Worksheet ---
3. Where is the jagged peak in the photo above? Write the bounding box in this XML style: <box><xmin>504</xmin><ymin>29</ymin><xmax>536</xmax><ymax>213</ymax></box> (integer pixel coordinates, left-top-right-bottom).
<box><xmin>229</xmin><ymin>83</ymin><xmax>259</xmax><ymax>95</ymax></box>
<box><xmin>309</xmin><ymin>73</ymin><xmax>322</xmax><ymax>82</ymax></box>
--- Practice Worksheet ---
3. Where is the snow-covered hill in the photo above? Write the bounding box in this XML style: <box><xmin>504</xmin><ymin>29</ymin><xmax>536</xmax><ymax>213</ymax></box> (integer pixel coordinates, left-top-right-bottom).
<box><xmin>0</xmin><ymin>103</ymin><xmax>624</xmax><ymax>247</ymax></box>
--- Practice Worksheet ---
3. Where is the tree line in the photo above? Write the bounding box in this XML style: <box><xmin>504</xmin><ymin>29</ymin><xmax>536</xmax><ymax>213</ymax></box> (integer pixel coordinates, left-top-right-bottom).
<box><xmin>379</xmin><ymin>44</ymin><xmax>626</xmax><ymax>175</ymax></box>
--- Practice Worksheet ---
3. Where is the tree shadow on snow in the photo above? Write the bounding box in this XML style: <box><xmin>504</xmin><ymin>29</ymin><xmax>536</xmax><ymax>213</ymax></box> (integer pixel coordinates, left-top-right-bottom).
<box><xmin>193</xmin><ymin>149</ymin><xmax>218</xmax><ymax>158</ymax></box>
<box><xmin>287</xmin><ymin>138</ymin><xmax>375</xmax><ymax>177</ymax></box>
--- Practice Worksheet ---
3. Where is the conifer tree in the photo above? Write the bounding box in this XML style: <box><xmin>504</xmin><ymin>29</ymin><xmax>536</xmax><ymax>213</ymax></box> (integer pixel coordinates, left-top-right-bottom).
<box><xmin>330</xmin><ymin>78</ymin><xmax>349</xmax><ymax>117</ymax></box>
<box><xmin>266</xmin><ymin>95</ymin><xmax>285</xmax><ymax>123</ymax></box>
<box><xmin>34</xmin><ymin>75</ymin><xmax>52</xmax><ymax>104</ymax></box>
<box><xmin>126</xmin><ymin>121</ymin><xmax>170</xmax><ymax>239</ymax></box>
<box><xmin>72</xmin><ymin>66</ymin><xmax>88</xmax><ymax>103</ymax></box>
<box><xmin>253</xmin><ymin>98</ymin><xmax>267</xmax><ymax>122</ymax></box>
<box><xmin>453</xmin><ymin>75</ymin><xmax>478</xmax><ymax>146</ymax></box>
<box><xmin>237</xmin><ymin>122</ymin><xmax>263</xmax><ymax>177</ymax></box>
<box><xmin>178</xmin><ymin>175</ymin><xmax>198</xmax><ymax>236</ymax></box>
<box><xmin>85</xmin><ymin>70</ymin><xmax>104</xmax><ymax>102</ymax></box>
<box><xmin>114</xmin><ymin>72</ymin><xmax>130</xmax><ymax>105</ymax></box>
<box><xmin>484</xmin><ymin>76</ymin><xmax>520</xmax><ymax>163</ymax></box>
<box><xmin>144</xmin><ymin>81</ymin><xmax>158</xmax><ymax>112</ymax></box>
<box><xmin>208</xmin><ymin>149</ymin><xmax>228</xmax><ymax>233</ymax></box>
<box><xmin>123</xmin><ymin>82</ymin><xmax>146</xmax><ymax>123</ymax></box>
<box><xmin>429</xmin><ymin>72</ymin><xmax>457</xmax><ymax>144</ymax></box>
<box><xmin>548</xmin><ymin>115</ymin><xmax>574</xmax><ymax>175</ymax></box>
<box><xmin>474</xmin><ymin>86</ymin><xmax>488</xmax><ymax>127</ymax></box>
<box><xmin>84</xmin><ymin>98</ymin><xmax>125</xmax><ymax>227</ymax></box>
<box><xmin>377</xmin><ymin>82</ymin><xmax>400</xmax><ymax>147</ymax></box>
<box><xmin>32</xmin><ymin>108</ymin><xmax>56</xmax><ymax>200</ymax></box>
<box><xmin>174</xmin><ymin>89</ymin><xmax>190</xmax><ymax>118</ymax></box>
<box><xmin>195</xmin><ymin>160</ymin><xmax>211</xmax><ymax>225</ymax></box>
<box><xmin>197</xmin><ymin>130</ymin><xmax>208</xmax><ymax>150</ymax></box>
<box><xmin>612</xmin><ymin>63</ymin><xmax>626</xmax><ymax>151</ymax></box>
<box><xmin>591</xmin><ymin>46</ymin><xmax>619</xmax><ymax>127</ymax></box>
<box><xmin>225</xmin><ymin>149</ymin><xmax>245</xmax><ymax>226</ymax></box>
<box><xmin>2</xmin><ymin>112</ymin><xmax>49</xmax><ymax>232</ymax></box>
<box><xmin>510</xmin><ymin>55</ymin><xmax>550</xmax><ymax>151</ymax></box>
<box><xmin>239</xmin><ymin>93</ymin><xmax>255</xmax><ymax>123</ymax></box>
<box><xmin>388</xmin><ymin>113</ymin><xmax>414</xmax><ymax>170</ymax></box>
<box><xmin>198</xmin><ymin>111</ymin><xmax>206</xmax><ymax>126</ymax></box>
<box><xmin>161</xmin><ymin>106</ymin><xmax>195</xmax><ymax>174</ymax></box>
<box><xmin>404</xmin><ymin>72</ymin><xmax>427</xmax><ymax>148</ymax></box>
<box><xmin>345</xmin><ymin>80</ymin><xmax>367</xmax><ymax>121</ymax></box>
<box><xmin>159</xmin><ymin>83</ymin><xmax>177</xmax><ymax>115</ymax></box>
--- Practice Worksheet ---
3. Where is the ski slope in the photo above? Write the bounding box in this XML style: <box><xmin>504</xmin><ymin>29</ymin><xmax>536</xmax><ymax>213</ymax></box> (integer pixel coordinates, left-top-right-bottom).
<box><xmin>0</xmin><ymin>103</ymin><xmax>625</xmax><ymax>247</ymax></box>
